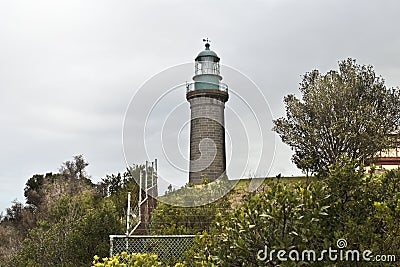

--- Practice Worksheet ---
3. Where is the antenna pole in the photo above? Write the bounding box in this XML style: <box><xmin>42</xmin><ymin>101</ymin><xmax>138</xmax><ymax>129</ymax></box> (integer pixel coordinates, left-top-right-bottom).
<box><xmin>126</xmin><ymin>192</ymin><xmax>131</xmax><ymax>235</ymax></box>
<box><xmin>139</xmin><ymin>171</ymin><xmax>142</xmax><ymax>206</ymax></box>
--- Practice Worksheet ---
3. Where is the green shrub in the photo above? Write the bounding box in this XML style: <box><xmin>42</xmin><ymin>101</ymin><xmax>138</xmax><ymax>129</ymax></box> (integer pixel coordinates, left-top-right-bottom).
<box><xmin>188</xmin><ymin>163</ymin><xmax>400</xmax><ymax>266</ymax></box>
<box><xmin>188</xmin><ymin>180</ymin><xmax>330</xmax><ymax>266</ymax></box>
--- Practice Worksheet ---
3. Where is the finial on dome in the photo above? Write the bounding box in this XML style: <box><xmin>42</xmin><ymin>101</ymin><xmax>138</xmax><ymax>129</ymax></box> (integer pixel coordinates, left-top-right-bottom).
<box><xmin>203</xmin><ymin>38</ymin><xmax>210</xmax><ymax>50</ymax></box>
<box><xmin>195</xmin><ymin>38</ymin><xmax>219</xmax><ymax>61</ymax></box>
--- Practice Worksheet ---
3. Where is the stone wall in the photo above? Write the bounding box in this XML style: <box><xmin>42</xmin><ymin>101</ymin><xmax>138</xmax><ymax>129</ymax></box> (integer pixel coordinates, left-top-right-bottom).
<box><xmin>187</xmin><ymin>91</ymin><xmax>228</xmax><ymax>184</ymax></box>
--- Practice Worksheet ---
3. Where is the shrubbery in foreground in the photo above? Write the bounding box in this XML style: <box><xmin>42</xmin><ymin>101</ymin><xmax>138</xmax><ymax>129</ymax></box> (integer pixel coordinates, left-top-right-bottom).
<box><xmin>95</xmin><ymin>164</ymin><xmax>399</xmax><ymax>266</ymax></box>
<box><xmin>91</xmin><ymin>252</ymin><xmax>187</xmax><ymax>267</ymax></box>
<box><xmin>187</xmin><ymin>163</ymin><xmax>400</xmax><ymax>266</ymax></box>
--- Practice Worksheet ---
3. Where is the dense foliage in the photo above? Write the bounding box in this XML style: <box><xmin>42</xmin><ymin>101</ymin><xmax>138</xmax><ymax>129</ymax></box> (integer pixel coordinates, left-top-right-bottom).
<box><xmin>150</xmin><ymin>180</ymin><xmax>233</xmax><ymax>235</ymax></box>
<box><xmin>2</xmin><ymin>160</ymin><xmax>399</xmax><ymax>266</ymax></box>
<box><xmin>189</xmin><ymin>163</ymin><xmax>400</xmax><ymax>266</ymax></box>
<box><xmin>273</xmin><ymin>59</ymin><xmax>400</xmax><ymax>176</ymax></box>
<box><xmin>0</xmin><ymin>156</ymin><xmax>143</xmax><ymax>267</ymax></box>
<box><xmin>92</xmin><ymin>252</ymin><xmax>163</xmax><ymax>267</ymax></box>
<box><xmin>12</xmin><ymin>192</ymin><xmax>122</xmax><ymax>267</ymax></box>
<box><xmin>91</xmin><ymin>252</ymin><xmax>189</xmax><ymax>267</ymax></box>
<box><xmin>189</xmin><ymin>180</ymin><xmax>330</xmax><ymax>266</ymax></box>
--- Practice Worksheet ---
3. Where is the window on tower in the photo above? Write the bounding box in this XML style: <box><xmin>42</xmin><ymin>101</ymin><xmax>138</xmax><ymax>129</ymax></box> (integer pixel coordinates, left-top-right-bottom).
<box><xmin>195</xmin><ymin>60</ymin><xmax>220</xmax><ymax>75</ymax></box>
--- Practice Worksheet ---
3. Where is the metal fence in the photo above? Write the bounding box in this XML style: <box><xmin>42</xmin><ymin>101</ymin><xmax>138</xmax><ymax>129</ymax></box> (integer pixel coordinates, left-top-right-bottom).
<box><xmin>109</xmin><ymin>235</ymin><xmax>195</xmax><ymax>263</ymax></box>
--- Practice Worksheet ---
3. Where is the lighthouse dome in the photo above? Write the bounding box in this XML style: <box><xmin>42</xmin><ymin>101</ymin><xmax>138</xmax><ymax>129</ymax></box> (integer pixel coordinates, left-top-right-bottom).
<box><xmin>195</xmin><ymin>43</ymin><xmax>220</xmax><ymax>62</ymax></box>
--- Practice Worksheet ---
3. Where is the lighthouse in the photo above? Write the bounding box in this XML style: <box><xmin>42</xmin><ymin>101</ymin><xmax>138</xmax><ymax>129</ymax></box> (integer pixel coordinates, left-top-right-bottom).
<box><xmin>186</xmin><ymin>40</ymin><xmax>229</xmax><ymax>185</ymax></box>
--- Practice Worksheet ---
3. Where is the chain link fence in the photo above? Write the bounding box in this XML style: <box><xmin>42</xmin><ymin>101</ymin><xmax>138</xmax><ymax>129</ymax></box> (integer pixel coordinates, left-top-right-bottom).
<box><xmin>110</xmin><ymin>235</ymin><xmax>195</xmax><ymax>263</ymax></box>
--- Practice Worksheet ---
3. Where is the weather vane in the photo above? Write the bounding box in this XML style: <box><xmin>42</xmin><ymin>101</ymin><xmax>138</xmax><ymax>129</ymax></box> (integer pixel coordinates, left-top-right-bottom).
<box><xmin>203</xmin><ymin>38</ymin><xmax>210</xmax><ymax>43</ymax></box>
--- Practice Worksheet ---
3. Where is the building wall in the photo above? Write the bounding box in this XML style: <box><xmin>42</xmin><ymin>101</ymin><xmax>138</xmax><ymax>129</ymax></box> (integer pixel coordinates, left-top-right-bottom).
<box><xmin>188</xmin><ymin>96</ymin><xmax>226</xmax><ymax>184</ymax></box>
<box><xmin>366</xmin><ymin>146</ymin><xmax>400</xmax><ymax>172</ymax></box>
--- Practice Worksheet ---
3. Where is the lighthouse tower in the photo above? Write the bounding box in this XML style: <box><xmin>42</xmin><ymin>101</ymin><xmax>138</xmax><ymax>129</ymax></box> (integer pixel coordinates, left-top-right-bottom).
<box><xmin>186</xmin><ymin>40</ymin><xmax>229</xmax><ymax>185</ymax></box>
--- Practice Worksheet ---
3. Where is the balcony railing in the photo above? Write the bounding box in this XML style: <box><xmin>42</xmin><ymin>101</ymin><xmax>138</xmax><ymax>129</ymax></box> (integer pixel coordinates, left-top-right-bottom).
<box><xmin>185</xmin><ymin>82</ymin><xmax>228</xmax><ymax>93</ymax></box>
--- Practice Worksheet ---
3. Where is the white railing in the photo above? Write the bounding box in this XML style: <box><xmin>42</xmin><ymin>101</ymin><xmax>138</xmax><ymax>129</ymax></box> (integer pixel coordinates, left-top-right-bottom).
<box><xmin>126</xmin><ymin>160</ymin><xmax>158</xmax><ymax>236</ymax></box>
<box><xmin>185</xmin><ymin>82</ymin><xmax>228</xmax><ymax>93</ymax></box>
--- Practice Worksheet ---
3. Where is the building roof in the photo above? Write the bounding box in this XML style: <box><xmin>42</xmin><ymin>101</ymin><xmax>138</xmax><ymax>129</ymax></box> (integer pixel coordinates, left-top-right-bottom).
<box><xmin>195</xmin><ymin>43</ymin><xmax>220</xmax><ymax>61</ymax></box>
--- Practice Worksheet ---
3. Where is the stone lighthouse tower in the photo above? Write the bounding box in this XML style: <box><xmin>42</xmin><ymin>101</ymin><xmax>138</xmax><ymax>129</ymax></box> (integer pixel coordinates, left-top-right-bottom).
<box><xmin>186</xmin><ymin>40</ymin><xmax>229</xmax><ymax>185</ymax></box>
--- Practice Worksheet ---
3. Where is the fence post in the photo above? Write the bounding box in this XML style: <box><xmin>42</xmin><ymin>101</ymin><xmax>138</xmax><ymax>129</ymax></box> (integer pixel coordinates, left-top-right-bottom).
<box><xmin>109</xmin><ymin>235</ymin><xmax>114</xmax><ymax>257</ymax></box>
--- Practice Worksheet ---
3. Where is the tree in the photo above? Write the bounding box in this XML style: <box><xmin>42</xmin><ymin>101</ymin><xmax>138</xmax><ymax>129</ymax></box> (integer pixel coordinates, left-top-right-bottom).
<box><xmin>0</xmin><ymin>224</ymin><xmax>22</xmax><ymax>265</ymax></box>
<box><xmin>98</xmin><ymin>166</ymin><xmax>142</xmax><ymax>220</ymax></box>
<box><xmin>189</xmin><ymin>180</ymin><xmax>330</xmax><ymax>266</ymax></box>
<box><xmin>1</xmin><ymin>156</ymin><xmax>146</xmax><ymax>266</ymax></box>
<box><xmin>59</xmin><ymin>154</ymin><xmax>90</xmax><ymax>181</ymax></box>
<box><xmin>273</xmin><ymin>58</ymin><xmax>400</xmax><ymax>175</ymax></box>
<box><xmin>23</xmin><ymin>156</ymin><xmax>94</xmax><ymax>215</ymax></box>
<box><xmin>12</xmin><ymin>191</ymin><xmax>124</xmax><ymax>267</ymax></box>
<box><xmin>0</xmin><ymin>201</ymin><xmax>27</xmax><ymax>265</ymax></box>
<box><xmin>24</xmin><ymin>174</ymin><xmax>45</xmax><ymax>207</ymax></box>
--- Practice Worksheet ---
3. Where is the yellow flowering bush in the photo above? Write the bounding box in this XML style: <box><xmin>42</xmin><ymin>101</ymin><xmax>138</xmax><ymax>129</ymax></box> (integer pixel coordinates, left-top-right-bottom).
<box><xmin>92</xmin><ymin>252</ymin><xmax>187</xmax><ymax>267</ymax></box>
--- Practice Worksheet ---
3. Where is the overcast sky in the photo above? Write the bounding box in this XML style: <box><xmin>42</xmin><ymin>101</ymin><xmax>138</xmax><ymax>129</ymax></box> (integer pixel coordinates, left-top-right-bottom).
<box><xmin>1</xmin><ymin>0</ymin><xmax>399</xmax><ymax>212</ymax></box>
